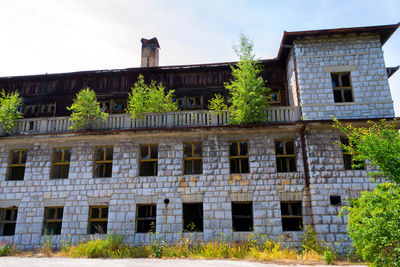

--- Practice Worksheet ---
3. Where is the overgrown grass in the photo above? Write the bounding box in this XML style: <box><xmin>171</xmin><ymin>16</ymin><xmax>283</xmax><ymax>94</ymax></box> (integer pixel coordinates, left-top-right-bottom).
<box><xmin>0</xmin><ymin>243</ymin><xmax>15</xmax><ymax>256</ymax></box>
<box><xmin>61</xmin><ymin>227</ymin><xmax>342</xmax><ymax>264</ymax></box>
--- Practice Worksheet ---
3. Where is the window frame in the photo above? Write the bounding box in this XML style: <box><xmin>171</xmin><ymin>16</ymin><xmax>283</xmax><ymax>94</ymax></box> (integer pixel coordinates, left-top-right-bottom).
<box><xmin>229</xmin><ymin>140</ymin><xmax>250</xmax><ymax>174</ymax></box>
<box><xmin>88</xmin><ymin>205</ymin><xmax>108</xmax><ymax>234</ymax></box>
<box><xmin>183</xmin><ymin>142</ymin><xmax>203</xmax><ymax>175</ymax></box>
<box><xmin>139</xmin><ymin>144</ymin><xmax>158</xmax><ymax>177</ymax></box>
<box><xmin>174</xmin><ymin>96</ymin><xmax>203</xmax><ymax>110</ymax></box>
<box><xmin>0</xmin><ymin>207</ymin><xmax>18</xmax><ymax>236</ymax></box>
<box><xmin>51</xmin><ymin>147</ymin><xmax>71</xmax><ymax>179</ymax></box>
<box><xmin>231</xmin><ymin>201</ymin><xmax>254</xmax><ymax>232</ymax></box>
<box><xmin>275</xmin><ymin>139</ymin><xmax>296</xmax><ymax>173</ymax></box>
<box><xmin>331</xmin><ymin>72</ymin><xmax>354</xmax><ymax>103</ymax></box>
<box><xmin>7</xmin><ymin>149</ymin><xmax>28</xmax><ymax>181</ymax></box>
<box><xmin>93</xmin><ymin>146</ymin><xmax>113</xmax><ymax>178</ymax></box>
<box><xmin>280</xmin><ymin>201</ymin><xmax>303</xmax><ymax>232</ymax></box>
<box><xmin>268</xmin><ymin>91</ymin><xmax>281</xmax><ymax>104</ymax></box>
<box><xmin>136</xmin><ymin>204</ymin><xmax>157</xmax><ymax>233</ymax></box>
<box><xmin>43</xmin><ymin>206</ymin><xmax>63</xmax><ymax>235</ymax></box>
<box><xmin>340</xmin><ymin>137</ymin><xmax>365</xmax><ymax>170</ymax></box>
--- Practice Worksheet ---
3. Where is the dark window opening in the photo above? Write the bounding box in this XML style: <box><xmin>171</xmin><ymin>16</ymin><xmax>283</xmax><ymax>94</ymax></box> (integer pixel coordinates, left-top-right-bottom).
<box><xmin>183</xmin><ymin>143</ymin><xmax>202</xmax><ymax>175</ymax></box>
<box><xmin>51</xmin><ymin>148</ymin><xmax>71</xmax><ymax>179</ymax></box>
<box><xmin>136</xmin><ymin>205</ymin><xmax>156</xmax><ymax>233</ymax></box>
<box><xmin>43</xmin><ymin>207</ymin><xmax>63</xmax><ymax>235</ymax></box>
<box><xmin>330</xmin><ymin>195</ymin><xmax>342</xmax><ymax>205</ymax></box>
<box><xmin>229</xmin><ymin>141</ymin><xmax>249</xmax><ymax>174</ymax></box>
<box><xmin>89</xmin><ymin>206</ymin><xmax>108</xmax><ymax>234</ymax></box>
<box><xmin>94</xmin><ymin>146</ymin><xmax>113</xmax><ymax>178</ymax></box>
<box><xmin>0</xmin><ymin>207</ymin><xmax>18</xmax><ymax>236</ymax></box>
<box><xmin>275</xmin><ymin>140</ymin><xmax>296</xmax><ymax>172</ymax></box>
<box><xmin>183</xmin><ymin>203</ymin><xmax>203</xmax><ymax>232</ymax></box>
<box><xmin>340</xmin><ymin>137</ymin><xmax>365</xmax><ymax>170</ymax></box>
<box><xmin>232</xmin><ymin>202</ymin><xmax>253</xmax><ymax>232</ymax></box>
<box><xmin>331</xmin><ymin>73</ymin><xmax>353</xmax><ymax>103</ymax></box>
<box><xmin>139</xmin><ymin>145</ymin><xmax>158</xmax><ymax>176</ymax></box>
<box><xmin>281</xmin><ymin>202</ymin><xmax>303</xmax><ymax>231</ymax></box>
<box><xmin>8</xmin><ymin>150</ymin><xmax>27</xmax><ymax>181</ymax></box>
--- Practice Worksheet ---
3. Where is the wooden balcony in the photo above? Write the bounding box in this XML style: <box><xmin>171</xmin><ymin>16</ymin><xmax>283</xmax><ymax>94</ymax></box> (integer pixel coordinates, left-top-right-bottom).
<box><xmin>3</xmin><ymin>106</ymin><xmax>299</xmax><ymax>136</ymax></box>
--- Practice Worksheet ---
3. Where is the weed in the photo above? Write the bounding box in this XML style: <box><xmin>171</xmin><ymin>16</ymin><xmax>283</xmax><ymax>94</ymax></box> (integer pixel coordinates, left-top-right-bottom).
<box><xmin>0</xmin><ymin>243</ymin><xmax>13</xmax><ymax>256</ymax></box>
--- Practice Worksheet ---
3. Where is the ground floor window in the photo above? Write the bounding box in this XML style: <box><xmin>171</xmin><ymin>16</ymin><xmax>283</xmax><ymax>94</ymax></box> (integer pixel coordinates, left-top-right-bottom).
<box><xmin>183</xmin><ymin>203</ymin><xmax>203</xmax><ymax>232</ymax></box>
<box><xmin>88</xmin><ymin>206</ymin><xmax>108</xmax><ymax>234</ymax></box>
<box><xmin>0</xmin><ymin>207</ymin><xmax>18</xmax><ymax>236</ymax></box>
<box><xmin>280</xmin><ymin>201</ymin><xmax>303</xmax><ymax>231</ymax></box>
<box><xmin>43</xmin><ymin>207</ymin><xmax>63</xmax><ymax>235</ymax></box>
<box><xmin>136</xmin><ymin>204</ymin><xmax>156</xmax><ymax>233</ymax></box>
<box><xmin>232</xmin><ymin>202</ymin><xmax>253</xmax><ymax>232</ymax></box>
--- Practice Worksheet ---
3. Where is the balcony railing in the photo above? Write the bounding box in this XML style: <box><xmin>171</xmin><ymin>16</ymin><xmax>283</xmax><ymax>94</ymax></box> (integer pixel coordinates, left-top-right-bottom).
<box><xmin>3</xmin><ymin>106</ymin><xmax>299</xmax><ymax>136</ymax></box>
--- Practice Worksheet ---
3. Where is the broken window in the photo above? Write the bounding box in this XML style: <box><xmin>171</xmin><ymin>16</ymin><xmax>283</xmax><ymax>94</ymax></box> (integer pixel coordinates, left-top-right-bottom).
<box><xmin>183</xmin><ymin>143</ymin><xmax>202</xmax><ymax>175</ymax></box>
<box><xmin>43</xmin><ymin>207</ymin><xmax>63</xmax><ymax>235</ymax></box>
<box><xmin>139</xmin><ymin>144</ymin><xmax>158</xmax><ymax>176</ymax></box>
<box><xmin>94</xmin><ymin>146</ymin><xmax>113</xmax><ymax>178</ymax></box>
<box><xmin>0</xmin><ymin>207</ymin><xmax>18</xmax><ymax>236</ymax></box>
<box><xmin>173</xmin><ymin>96</ymin><xmax>203</xmax><ymax>110</ymax></box>
<box><xmin>331</xmin><ymin>73</ymin><xmax>353</xmax><ymax>103</ymax></box>
<box><xmin>280</xmin><ymin>202</ymin><xmax>303</xmax><ymax>231</ymax></box>
<box><xmin>8</xmin><ymin>149</ymin><xmax>27</xmax><ymax>181</ymax></box>
<box><xmin>88</xmin><ymin>206</ymin><xmax>108</xmax><ymax>234</ymax></box>
<box><xmin>275</xmin><ymin>139</ymin><xmax>296</xmax><ymax>172</ymax></box>
<box><xmin>24</xmin><ymin>104</ymin><xmax>39</xmax><ymax>115</ymax></box>
<box><xmin>183</xmin><ymin>203</ymin><xmax>203</xmax><ymax>232</ymax></box>
<box><xmin>340</xmin><ymin>137</ymin><xmax>365</xmax><ymax>170</ymax></box>
<box><xmin>232</xmin><ymin>202</ymin><xmax>253</xmax><ymax>232</ymax></box>
<box><xmin>40</xmin><ymin>103</ymin><xmax>56</xmax><ymax>116</ymax></box>
<box><xmin>51</xmin><ymin>148</ymin><xmax>71</xmax><ymax>179</ymax></box>
<box><xmin>229</xmin><ymin>141</ymin><xmax>249</xmax><ymax>174</ymax></box>
<box><xmin>136</xmin><ymin>204</ymin><xmax>156</xmax><ymax>233</ymax></box>
<box><xmin>268</xmin><ymin>91</ymin><xmax>281</xmax><ymax>104</ymax></box>
<box><xmin>99</xmin><ymin>100</ymin><xmax>127</xmax><ymax>114</ymax></box>
<box><xmin>330</xmin><ymin>195</ymin><xmax>342</xmax><ymax>205</ymax></box>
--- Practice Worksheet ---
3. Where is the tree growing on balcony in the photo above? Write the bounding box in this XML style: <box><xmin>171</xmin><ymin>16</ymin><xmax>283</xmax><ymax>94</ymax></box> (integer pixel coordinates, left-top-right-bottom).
<box><xmin>67</xmin><ymin>88</ymin><xmax>108</xmax><ymax>131</ymax></box>
<box><xmin>0</xmin><ymin>90</ymin><xmax>23</xmax><ymax>135</ymax></box>
<box><xmin>222</xmin><ymin>34</ymin><xmax>270</xmax><ymax>125</ymax></box>
<box><xmin>127</xmin><ymin>74</ymin><xmax>178</xmax><ymax>119</ymax></box>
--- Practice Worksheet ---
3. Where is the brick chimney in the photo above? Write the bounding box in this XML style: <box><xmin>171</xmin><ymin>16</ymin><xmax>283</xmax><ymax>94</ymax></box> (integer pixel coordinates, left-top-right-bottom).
<box><xmin>141</xmin><ymin>37</ymin><xmax>160</xmax><ymax>67</ymax></box>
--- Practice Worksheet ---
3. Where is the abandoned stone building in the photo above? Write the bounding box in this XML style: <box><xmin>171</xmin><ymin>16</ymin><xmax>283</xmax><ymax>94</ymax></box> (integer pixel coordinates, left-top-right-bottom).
<box><xmin>0</xmin><ymin>24</ymin><xmax>398</xmax><ymax>250</ymax></box>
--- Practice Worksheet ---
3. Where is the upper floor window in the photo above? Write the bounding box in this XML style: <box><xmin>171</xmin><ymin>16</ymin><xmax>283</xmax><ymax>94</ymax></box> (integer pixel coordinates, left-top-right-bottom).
<box><xmin>268</xmin><ymin>91</ymin><xmax>281</xmax><ymax>104</ymax></box>
<box><xmin>340</xmin><ymin>137</ymin><xmax>365</xmax><ymax>170</ymax></box>
<box><xmin>275</xmin><ymin>139</ymin><xmax>296</xmax><ymax>172</ymax></box>
<box><xmin>139</xmin><ymin>145</ymin><xmax>158</xmax><ymax>176</ymax></box>
<box><xmin>51</xmin><ymin>148</ymin><xmax>71</xmax><ymax>179</ymax></box>
<box><xmin>331</xmin><ymin>73</ymin><xmax>353</xmax><ymax>103</ymax></box>
<box><xmin>0</xmin><ymin>207</ymin><xmax>18</xmax><ymax>236</ymax></box>
<box><xmin>173</xmin><ymin>96</ymin><xmax>203</xmax><ymax>110</ymax></box>
<box><xmin>100</xmin><ymin>99</ymin><xmax>127</xmax><ymax>114</ymax></box>
<box><xmin>23</xmin><ymin>103</ymin><xmax>56</xmax><ymax>116</ymax></box>
<box><xmin>94</xmin><ymin>146</ymin><xmax>113</xmax><ymax>178</ymax></box>
<box><xmin>183</xmin><ymin>143</ymin><xmax>202</xmax><ymax>175</ymax></box>
<box><xmin>8</xmin><ymin>149</ymin><xmax>27</xmax><ymax>181</ymax></box>
<box><xmin>229</xmin><ymin>141</ymin><xmax>249</xmax><ymax>174</ymax></box>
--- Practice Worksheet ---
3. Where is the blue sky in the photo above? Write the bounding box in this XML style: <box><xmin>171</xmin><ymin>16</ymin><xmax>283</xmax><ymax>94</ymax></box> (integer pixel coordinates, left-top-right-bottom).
<box><xmin>0</xmin><ymin>0</ymin><xmax>399</xmax><ymax>113</ymax></box>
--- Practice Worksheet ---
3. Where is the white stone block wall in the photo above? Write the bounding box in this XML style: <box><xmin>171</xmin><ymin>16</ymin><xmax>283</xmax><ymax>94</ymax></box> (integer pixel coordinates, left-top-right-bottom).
<box><xmin>289</xmin><ymin>33</ymin><xmax>395</xmax><ymax>120</ymax></box>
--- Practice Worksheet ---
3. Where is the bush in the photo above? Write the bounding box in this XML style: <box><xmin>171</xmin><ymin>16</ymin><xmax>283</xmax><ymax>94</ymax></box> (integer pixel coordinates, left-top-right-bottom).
<box><xmin>341</xmin><ymin>182</ymin><xmax>400</xmax><ymax>266</ymax></box>
<box><xmin>127</xmin><ymin>74</ymin><xmax>178</xmax><ymax>119</ymax></box>
<box><xmin>67</xmin><ymin>88</ymin><xmax>108</xmax><ymax>131</ymax></box>
<box><xmin>0</xmin><ymin>243</ymin><xmax>13</xmax><ymax>256</ymax></box>
<box><xmin>0</xmin><ymin>90</ymin><xmax>23</xmax><ymax>135</ymax></box>
<box><xmin>208</xmin><ymin>94</ymin><xmax>228</xmax><ymax>115</ymax></box>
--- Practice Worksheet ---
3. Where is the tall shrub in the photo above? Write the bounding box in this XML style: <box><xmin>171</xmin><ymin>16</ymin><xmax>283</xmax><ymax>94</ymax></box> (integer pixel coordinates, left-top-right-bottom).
<box><xmin>67</xmin><ymin>88</ymin><xmax>108</xmax><ymax>131</ymax></box>
<box><xmin>223</xmin><ymin>34</ymin><xmax>270</xmax><ymax>125</ymax></box>
<box><xmin>127</xmin><ymin>74</ymin><xmax>178</xmax><ymax>119</ymax></box>
<box><xmin>0</xmin><ymin>90</ymin><xmax>23</xmax><ymax>135</ymax></box>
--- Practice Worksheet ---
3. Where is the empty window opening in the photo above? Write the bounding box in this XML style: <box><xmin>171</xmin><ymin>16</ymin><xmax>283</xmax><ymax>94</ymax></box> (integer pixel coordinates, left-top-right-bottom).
<box><xmin>331</xmin><ymin>73</ymin><xmax>353</xmax><ymax>103</ymax></box>
<box><xmin>43</xmin><ymin>207</ymin><xmax>63</xmax><ymax>235</ymax></box>
<box><xmin>94</xmin><ymin>146</ymin><xmax>113</xmax><ymax>178</ymax></box>
<box><xmin>232</xmin><ymin>202</ymin><xmax>253</xmax><ymax>232</ymax></box>
<box><xmin>173</xmin><ymin>96</ymin><xmax>203</xmax><ymax>110</ymax></box>
<box><xmin>0</xmin><ymin>207</ymin><xmax>18</xmax><ymax>236</ymax></box>
<box><xmin>136</xmin><ymin>204</ymin><xmax>156</xmax><ymax>233</ymax></box>
<box><xmin>183</xmin><ymin>203</ymin><xmax>203</xmax><ymax>232</ymax></box>
<box><xmin>139</xmin><ymin>144</ymin><xmax>158</xmax><ymax>176</ymax></box>
<box><xmin>8</xmin><ymin>149</ymin><xmax>27</xmax><ymax>181</ymax></box>
<box><xmin>183</xmin><ymin>143</ymin><xmax>202</xmax><ymax>175</ymax></box>
<box><xmin>229</xmin><ymin>141</ymin><xmax>249</xmax><ymax>174</ymax></box>
<box><xmin>88</xmin><ymin>206</ymin><xmax>108</xmax><ymax>234</ymax></box>
<box><xmin>330</xmin><ymin>195</ymin><xmax>342</xmax><ymax>205</ymax></box>
<box><xmin>51</xmin><ymin>148</ymin><xmax>71</xmax><ymax>179</ymax></box>
<box><xmin>281</xmin><ymin>202</ymin><xmax>303</xmax><ymax>231</ymax></box>
<box><xmin>275</xmin><ymin>139</ymin><xmax>296</xmax><ymax>172</ymax></box>
<box><xmin>340</xmin><ymin>137</ymin><xmax>365</xmax><ymax>170</ymax></box>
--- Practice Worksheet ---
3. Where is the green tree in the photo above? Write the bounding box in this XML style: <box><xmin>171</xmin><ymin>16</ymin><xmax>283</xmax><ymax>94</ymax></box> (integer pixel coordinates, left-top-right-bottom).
<box><xmin>333</xmin><ymin>118</ymin><xmax>400</xmax><ymax>183</ymax></box>
<box><xmin>340</xmin><ymin>183</ymin><xmax>400</xmax><ymax>266</ymax></box>
<box><xmin>127</xmin><ymin>74</ymin><xmax>178</xmax><ymax>119</ymax></box>
<box><xmin>0</xmin><ymin>90</ymin><xmax>23</xmax><ymax>135</ymax></box>
<box><xmin>208</xmin><ymin>94</ymin><xmax>228</xmax><ymax>115</ymax></box>
<box><xmin>223</xmin><ymin>34</ymin><xmax>270</xmax><ymax>125</ymax></box>
<box><xmin>67</xmin><ymin>88</ymin><xmax>108</xmax><ymax>131</ymax></box>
